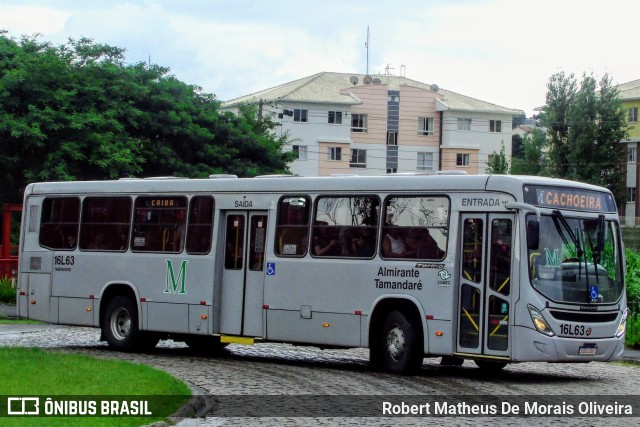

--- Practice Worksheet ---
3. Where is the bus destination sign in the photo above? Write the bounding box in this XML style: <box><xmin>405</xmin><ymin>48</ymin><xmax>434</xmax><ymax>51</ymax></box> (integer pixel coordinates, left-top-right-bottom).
<box><xmin>524</xmin><ymin>185</ymin><xmax>616</xmax><ymax>213</ymax></box>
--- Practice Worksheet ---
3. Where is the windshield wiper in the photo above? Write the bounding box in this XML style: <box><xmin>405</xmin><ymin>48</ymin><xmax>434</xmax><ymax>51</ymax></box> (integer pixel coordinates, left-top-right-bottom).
<box><xmin>552</xmin><ymin>210</ymin><xmax>584</xmax><ymax>261</ymax></box>
<box><xmin>553</xmin><ymin>210</ymin><xmax>591</xmax><ymax>301</ymax></box>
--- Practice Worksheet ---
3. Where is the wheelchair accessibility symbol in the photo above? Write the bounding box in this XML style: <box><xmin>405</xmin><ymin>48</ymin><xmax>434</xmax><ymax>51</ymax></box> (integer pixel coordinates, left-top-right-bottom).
<box><xmin>266</xmin><ymin>263</ymin><xmax>276</xmax><ymax>276</ymax></box>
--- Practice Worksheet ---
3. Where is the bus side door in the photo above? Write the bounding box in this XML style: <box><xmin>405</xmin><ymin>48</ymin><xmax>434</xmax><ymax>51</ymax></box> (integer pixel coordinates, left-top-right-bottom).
<box><xmin>456</xmin><ymin>213</ymin><xmax>514</xmax><ymax>358</ymax></box>
<box><xmin>219</xmin><ymin>211</ymin><xmax>268</xmax><ymax>337</ymax></box>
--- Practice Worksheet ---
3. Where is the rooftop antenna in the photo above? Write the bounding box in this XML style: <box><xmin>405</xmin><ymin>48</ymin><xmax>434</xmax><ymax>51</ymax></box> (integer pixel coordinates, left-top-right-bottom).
<box><xmin>365</xmin><ymin>26</ymin><xmax>370</xmax><ymax>76</ymax></box>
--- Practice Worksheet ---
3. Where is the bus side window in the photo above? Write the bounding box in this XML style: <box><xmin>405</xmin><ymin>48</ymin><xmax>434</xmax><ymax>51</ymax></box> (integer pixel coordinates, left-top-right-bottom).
<box><xmin>39</xmin><ymin>197</ymin><xmax>80</xmax><ymax>250</ymax></box>
<box><xmin>313</xmin><ymin>196</ymin><xmax>379</xmax><ymax>258</ymax></box>
<box><xmin>381</xmin><ymin>196</ymin><xmax>449</xmax><ymax>261</ymax></box>
<box><xmin>131</xmin><ymin>196</ymin><xmax>188</xmax><ymax>253</ymax></box>
<box><xmin>275</xmin><ymin>196</ymin><xmax>310</xmax><ymax>257</ymax></box>
<box><xmin>79</xmin><ymin>197</ymin><xmax>132</xmax><ymax>252</ymax></box>
<box><xmin>186</xmin><ymin>196</ymin><xmax>214</xmax><ymax>254</ymax></box>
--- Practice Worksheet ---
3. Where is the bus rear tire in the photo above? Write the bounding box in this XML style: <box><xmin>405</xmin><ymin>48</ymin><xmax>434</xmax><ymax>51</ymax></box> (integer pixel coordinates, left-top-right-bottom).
<box><xmin>379</xmin><ymin>310</ymin><xmax>423</xmax><ymax>374</ymax></box>
<box><xmin>102</xmin><ymin>296</ymin><xmax>141</xmax><ymax>352</ymax></box>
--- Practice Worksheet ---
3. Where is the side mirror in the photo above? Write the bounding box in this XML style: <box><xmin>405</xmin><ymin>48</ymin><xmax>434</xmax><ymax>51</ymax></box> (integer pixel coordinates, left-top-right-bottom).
<box><xmin>527</xmin><ymin>219</ymin><xmax>540</xmax><ymax>250</ymax></box>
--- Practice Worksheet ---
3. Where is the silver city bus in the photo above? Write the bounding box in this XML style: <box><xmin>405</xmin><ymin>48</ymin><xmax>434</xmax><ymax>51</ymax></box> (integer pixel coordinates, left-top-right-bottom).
<box><xmin>17</xmin><ymin>174</ymin><xmax>627</xmax><ymax>373</ymax></box>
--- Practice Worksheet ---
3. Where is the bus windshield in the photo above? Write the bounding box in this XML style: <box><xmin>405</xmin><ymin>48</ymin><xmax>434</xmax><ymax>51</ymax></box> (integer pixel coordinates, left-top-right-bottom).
<box><xmin>527</xmin><ymin>213</ymin><xmax>624</xmax><ymax>304</ymax></box>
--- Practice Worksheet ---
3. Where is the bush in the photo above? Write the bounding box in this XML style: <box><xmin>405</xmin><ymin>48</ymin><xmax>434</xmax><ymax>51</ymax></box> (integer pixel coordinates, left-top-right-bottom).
<box><xmin>625</xmin><ymin>248</ymin><xmax>640</xmax><ymax>303</ymax></box>
<box><xmin>0</xmin><ymin>277</ymin><xmax>15</xmax><ymax>304</ymax></box>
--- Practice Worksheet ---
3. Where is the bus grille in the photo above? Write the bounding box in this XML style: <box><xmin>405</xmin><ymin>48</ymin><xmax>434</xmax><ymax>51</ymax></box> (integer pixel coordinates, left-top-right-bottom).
<box><xmin>548</xmin><ymin>310</ymin><xmax>618</xmax><ymax>323</ymax></box>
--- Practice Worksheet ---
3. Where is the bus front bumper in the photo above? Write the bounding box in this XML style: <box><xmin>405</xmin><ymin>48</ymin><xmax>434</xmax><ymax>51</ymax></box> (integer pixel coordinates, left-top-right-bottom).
<box><xmin>513</xmin><ymin>326</ymin><xmax>625</xmax><ymax>362</ymax></box>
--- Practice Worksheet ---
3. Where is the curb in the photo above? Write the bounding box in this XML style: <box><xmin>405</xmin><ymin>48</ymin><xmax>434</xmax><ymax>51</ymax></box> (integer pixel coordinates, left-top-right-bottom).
<box><xmin>144</xmin><ymin>383</ymin><xmax>214</xmax><ymax>427</ymax></box>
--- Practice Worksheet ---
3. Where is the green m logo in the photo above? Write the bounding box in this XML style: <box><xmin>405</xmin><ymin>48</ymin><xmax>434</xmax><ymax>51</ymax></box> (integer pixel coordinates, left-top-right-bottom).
<box><xmin>164</xmin><ymin>259</ymin><xmax>188</xmax><ymax>294</ymax></box>
<box><xmin>544</xmin><ymin>248</ymin><xmax>560</xmax><ymax>268</ymax></box>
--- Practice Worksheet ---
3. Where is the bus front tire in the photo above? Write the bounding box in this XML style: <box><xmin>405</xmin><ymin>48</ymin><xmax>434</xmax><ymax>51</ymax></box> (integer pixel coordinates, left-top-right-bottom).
<box><xmin>102</xmin><ymin>296</ymin><xmax>142</xmax><ymax>352</ymax></box>
<box><xmin>378</xmin><ymin>310</ymin><xmax>423</xmax><ymax>374</ymax></box>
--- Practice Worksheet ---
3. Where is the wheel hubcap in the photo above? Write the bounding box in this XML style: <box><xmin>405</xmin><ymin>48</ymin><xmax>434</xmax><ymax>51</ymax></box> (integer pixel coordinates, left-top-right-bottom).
<box><xmin>110</xmin><ymin>307</ymin><xmax>131</xmax><ymax>341</ymax></box>
<box><xmin>386</xmin><ymin>325</ymin><xmax>406</xmax><ymax>360</ymax></box>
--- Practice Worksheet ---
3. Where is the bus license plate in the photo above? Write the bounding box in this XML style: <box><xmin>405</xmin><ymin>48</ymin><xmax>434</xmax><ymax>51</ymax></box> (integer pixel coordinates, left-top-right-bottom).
<box><xmin>579</xmin><ymin>344</ymin><xmax>597</xmax><ymax>355</ymax></box>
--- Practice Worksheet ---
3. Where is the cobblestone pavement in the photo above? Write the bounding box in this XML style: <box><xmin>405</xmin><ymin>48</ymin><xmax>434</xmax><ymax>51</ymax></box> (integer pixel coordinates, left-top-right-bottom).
<box><xmin>1</xmin><ymin>325</ymin><xmax>639</xmax><ymax>426</ymax></box>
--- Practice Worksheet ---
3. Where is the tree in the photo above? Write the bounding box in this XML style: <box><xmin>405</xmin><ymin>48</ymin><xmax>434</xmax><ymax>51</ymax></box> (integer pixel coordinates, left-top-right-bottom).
<box><xmin>485</xmin><ymin>142</ymin><xmax>509</xmax><ymax>174</ymax></box>
<box><xmin>510</xmin><ymin>128</ymin><xmax>548</xmax><ymax>176</ymax></box>
<box><xmin>541</xmin><ymin>72</ymin><xmax>628</xmax><ymax>207</ymax></box>
<box><xmin>0</xmin><ymin>33</ymin><xmax>294</xmax><ymax>204</ymax></box>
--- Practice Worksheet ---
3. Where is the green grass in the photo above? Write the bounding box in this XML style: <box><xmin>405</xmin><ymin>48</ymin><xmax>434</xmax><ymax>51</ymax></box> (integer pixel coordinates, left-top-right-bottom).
<box><xmin>0</xmin><ymin>276</ymin><xmax>16</xmax><ymax>304</ymax></box>
<box><xmin>0</xmin><ymin>348</ymin><xmax>191</xmax><ymax>426</ymax></box>
<box><xmin>0</xmin><ymin>318</ymin><xmax>42</xmax><ymax>324</ymax></box>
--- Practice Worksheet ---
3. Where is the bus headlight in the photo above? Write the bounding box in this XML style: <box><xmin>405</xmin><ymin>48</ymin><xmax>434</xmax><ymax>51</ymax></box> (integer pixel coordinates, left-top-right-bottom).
<box><xmin>528</xmin><ymin>304</ymin><xmax>555</xmax><ymax>337</ymax></box>
<box><xmin>616</xmin><ymin>308</ymin><xmax>629</xmax><ymax>338</ymax></box>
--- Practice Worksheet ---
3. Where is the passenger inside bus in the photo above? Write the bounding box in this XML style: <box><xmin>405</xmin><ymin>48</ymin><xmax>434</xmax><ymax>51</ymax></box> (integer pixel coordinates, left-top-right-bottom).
<box><xmin>408</xmin><ymin>228</ymin><xmax>444</xmax><ymax>260</ymax></box>
<box><xmin>312</xmin><ymin>225</ymin><xmax>340</xmax><ymax>256</ymax></box>
<box><xmin>382</xmin><ymin>227</ymin><xmax>413</xmax><ymax>258</ymax></box>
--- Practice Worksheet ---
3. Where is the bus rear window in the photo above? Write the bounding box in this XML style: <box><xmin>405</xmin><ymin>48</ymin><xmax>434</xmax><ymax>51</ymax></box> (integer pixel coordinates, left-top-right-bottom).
<box><xmin>39</xmin><ymin>197</ymin><xmax>81</xmax><ymax>250</ymax></box>
<box><xmin>132</xmin><ymin>196</ymin><xmax>187</xmax><ymax>253</ymax></box>
<box><xmin>79</xmin><ymin>197</ymin><xmax>132</xmax><ymax>251</ymax></box>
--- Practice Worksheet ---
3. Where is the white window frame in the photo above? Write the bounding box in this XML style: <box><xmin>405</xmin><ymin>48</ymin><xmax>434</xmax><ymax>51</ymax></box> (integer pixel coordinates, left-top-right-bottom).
<box><xmin>350</xmin><ymin>149</ymin><xmax>367</xmax><ymax>168</ymax></box>
<box><xmin>629</xmin><ymin>107</ymin><xmax>639</xmax><ymax>123</ymax></box>
<box><xmin>417</xmin><ymin>152</ymin><xmax>433</xmax><ymax>172</ymax></box>
<box><xmin>490</xmin><ymin>120</ymin><xmax>502</xmax><ymax>133</ymax></box>
<box><xmin>418</xmin><ymin>117</ymin><xmax>434</xmax><ymax>135</ymax></box>
<box><xmin>628</xmin><ymin>187</ymin><xmax>637</xmax><ymax>203</ymax></box>
<box><xmin>328</xmin><ymin>147</ymin><xmax>342</xmax><ymax>161</ymax></box>
<box><xmin>293</xmin><ymin>145</ymin><xmax>308</xmax><ymax>160</ymax></box>
<box><xmin>294</xmin><ymin>109</ymin><xmax>308</xmax><ymax>123</ymax></box>
<box><xmin>456</xmin><ymin>153</ymin><xmax>470</xmax><ymax>167</ymax></box>
<box><xmin>351</xmin><ymin>114</ymin><xmax>368</xmax><ymax>132</ymax></box>
<box><xmin>457</xmin><ymin>118</ymin><xmax>471</xmax><ymax>131</ymax></box>
<box><xmin>628</xmin><ymin>147</ymin><xmax>637</xmax><ymax>163</ymax></box>
<box><xmin>328</xmin><ymin>111</ymin><xmax>343</xmax><ymax>125</ymax></box>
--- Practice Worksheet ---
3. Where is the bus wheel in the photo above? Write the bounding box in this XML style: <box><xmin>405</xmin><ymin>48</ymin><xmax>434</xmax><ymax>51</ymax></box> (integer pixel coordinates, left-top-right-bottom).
<box><xmin>102</xmin><ymin>296</ymin><xmax>140</xmax><ymax>352</ymax></box>
<box><xmin>474</xmin><ymin>359</ymin><xmax>508</xmax><ymax>371</ymax></box>
<box><xmin>380</xmin><ymin>310</ymin><xmax>423</xmax><ymax>374</ymax></box>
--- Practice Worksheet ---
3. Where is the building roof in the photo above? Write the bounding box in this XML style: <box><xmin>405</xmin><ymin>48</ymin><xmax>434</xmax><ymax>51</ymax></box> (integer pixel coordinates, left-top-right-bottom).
<box><xmin>617</xmin><ymin>79</ymin><xmax>640</xmax><ymax>101</ymax></box>
<box><xmin>222</xmin><ymin>71</ymin><xmax>523</xmax><ymax>115</ymax></box>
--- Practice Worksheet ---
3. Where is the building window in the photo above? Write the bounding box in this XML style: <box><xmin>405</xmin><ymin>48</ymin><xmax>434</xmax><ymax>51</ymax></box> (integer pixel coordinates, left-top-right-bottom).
<box><xmin>628</xmin><ymin>187</ymin><xmax>637</xmax><ymax>203</ymax></box>
<box><xmin>350</xmin><ymin>149</ymin><xmax>367</xmax><ymax>168</ymax></box>
<box><xmin>490</xmin><ymin>120</ymin><xmax>502</xmax><ymax>133</ymax></box>
<box><xmin>458</xmin><ymin>118</ymin><xmax>472</xmax><ymax>131</ymax></box>
<box><xmin>418</xmin><ymin>117</ymin><xmax>434</xmax><ymax>135</ymax></box>
<box><xmin>386</xmin><ymin>168</ymin><xmax>397</xmax><ymax>174</ymax></box>
<box><xmin>629</xmin><ymin>147</ymin><xmax>637</xmax><ymax>163</ymax></box>
<box><xmin>457</xmin><ymin>153</ymin><xmax>470</xmax><ymax>167</ymax></box>
<box><xmin>629</xmin><ymin>107</ymin><xmax>639</xmax><ymax>123</ymax></box>
<box><xmin>328</xmin><ymin>111</ymin><xmax>342</xmax><ymax>124</ymax></box>
<box><xmin>387</xmin><ymin>132</ymin><xmax>398</xmax><ymax>145</ymax></box>
<box><xmin>417</xmin><ymin>152</ymin><xmax>434</xmax><ymax>172</ymax></box>
<box><xmin>293</xmin><ymin>145</ymin><xmax>308</xmax><ymax>160</ymax></box>
<box><xmin>294</xmin><ymin>109</ymin><xmax>308</xmax><ymax>122</ymax></box>
<box><xmin>328</xmin><ymin>147</ymin><xmax>342</xmax><ymax>161</ymax></box>
<box><xmin>351</xmin><ymin>114</ymin><xmax>368</xmax><ymax>132</ymax></box>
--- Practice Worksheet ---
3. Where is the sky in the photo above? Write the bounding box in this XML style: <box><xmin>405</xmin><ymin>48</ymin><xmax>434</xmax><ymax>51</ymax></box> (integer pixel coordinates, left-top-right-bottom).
<box><xmin>1</xmin><ymin>0</ymin><xmax>638</xmax><ymax>117</ymax></box>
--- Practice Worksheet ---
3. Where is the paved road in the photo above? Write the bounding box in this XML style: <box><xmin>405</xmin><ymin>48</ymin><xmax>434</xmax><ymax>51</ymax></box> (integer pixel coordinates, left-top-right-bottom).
<box><xmin>1</xmin><ymin>324</ymin><xmax>639</xmax><ymax>426</ymax></box>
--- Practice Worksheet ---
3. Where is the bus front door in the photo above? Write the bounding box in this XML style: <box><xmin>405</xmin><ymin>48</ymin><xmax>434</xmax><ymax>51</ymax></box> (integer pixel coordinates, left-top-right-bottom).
<box><xmin>219</xmin><ymin>211</ymin><xmax>268</xmax><ymax>337</ymax></box>
<box><xmin>456</xmin><ymin>213</ymin><xmax>514</xmax><ymax>359</ymax></box>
